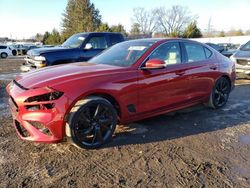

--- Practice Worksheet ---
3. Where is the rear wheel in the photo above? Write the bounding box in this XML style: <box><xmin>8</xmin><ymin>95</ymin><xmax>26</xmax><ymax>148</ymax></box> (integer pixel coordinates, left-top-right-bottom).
<box><xmin>0</xmin><ymin>52</ymin><xmax>8</xmax><ymax>59</ymax></box>
<box><xmin>207</xmin><ymin>77</ymin><xmax>231</xmax><ymax>109</ymax></box>
<box><xmin>66</xmin><ymin>97</ymin><xmax>117</xmax><ymax>149</ymax></box>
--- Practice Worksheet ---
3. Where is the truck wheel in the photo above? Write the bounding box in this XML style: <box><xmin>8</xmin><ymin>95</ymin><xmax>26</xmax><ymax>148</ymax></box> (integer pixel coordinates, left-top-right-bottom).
<box><xmin>66</xmin><ymin>97</ymin><xmax>117</xmax><ymax>149</ymax></box>
<box><xmin>1</xmin><ymin>52</ymin><xmax>8</xmax><ymax>59</ymax></box>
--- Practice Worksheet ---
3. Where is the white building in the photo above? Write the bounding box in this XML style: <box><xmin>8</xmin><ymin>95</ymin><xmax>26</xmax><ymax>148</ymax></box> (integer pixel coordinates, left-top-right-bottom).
<box><xmin>192</xmin><ymin>35</ymin><xmax>250</xmax><ymax>45</ymax></box>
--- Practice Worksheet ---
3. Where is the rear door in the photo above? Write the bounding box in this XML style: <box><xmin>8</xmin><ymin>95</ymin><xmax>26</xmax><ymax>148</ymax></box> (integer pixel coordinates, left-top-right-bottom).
<box><xmin>181</xmin><ymin>41</ymin><xmax>219</xmax><ymax>100</ymax></box>
<box><xmin>138</xmin><ymin>42</ymin><xmax>190</xmax><ymax>113</ymax></box>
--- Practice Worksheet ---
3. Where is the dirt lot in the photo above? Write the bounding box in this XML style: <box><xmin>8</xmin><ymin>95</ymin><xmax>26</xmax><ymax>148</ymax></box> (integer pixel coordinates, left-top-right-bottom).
<box><xmin>0</xmin><ymin>58</ymin><xmax>250</xmax><ymax>188</ymax></box>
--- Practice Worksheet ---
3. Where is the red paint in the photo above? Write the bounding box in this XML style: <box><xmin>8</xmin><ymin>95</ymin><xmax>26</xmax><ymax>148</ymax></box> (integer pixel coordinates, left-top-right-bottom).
<box><xmin>6</xmin><ymin>39</ymin><xmax>236</xmax><ymax>143</ymax></box>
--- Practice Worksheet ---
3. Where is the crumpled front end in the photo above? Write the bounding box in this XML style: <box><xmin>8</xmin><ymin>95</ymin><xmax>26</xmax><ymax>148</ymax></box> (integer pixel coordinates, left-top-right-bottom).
<box><xmin>6</xmin><ymin>80</ymin><xmax>70</xmax><ymax>143</ymax></box>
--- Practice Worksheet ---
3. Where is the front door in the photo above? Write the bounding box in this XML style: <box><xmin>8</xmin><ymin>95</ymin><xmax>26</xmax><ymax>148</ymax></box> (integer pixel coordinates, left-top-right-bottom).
<box><xmin>79</xmin><ymin>36</ymin><xmax>108</xmax><ymax>61</ymax></box>
<box><xmin>138</xmin><ymin>42</ymin><xmax>190</xmax><ymax>114</ymax></box>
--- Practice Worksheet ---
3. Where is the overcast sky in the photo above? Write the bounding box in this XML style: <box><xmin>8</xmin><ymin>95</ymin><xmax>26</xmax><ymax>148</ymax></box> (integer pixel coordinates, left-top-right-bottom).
<box><xmin>0</xmin><ymin>0</ymin><xmax>250</xmax><ymax>39</ymax></box>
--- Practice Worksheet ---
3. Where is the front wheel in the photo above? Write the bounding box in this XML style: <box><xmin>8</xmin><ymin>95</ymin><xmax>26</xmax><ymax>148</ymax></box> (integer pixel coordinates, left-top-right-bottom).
<box><xmin>66</xmin><ymin>97</ymin><xmax>117</xmax><ymax>149</ymax></box>
<box><xmin>207</xmin><ymin>77</ymin><xmax>231</xmax><ymax>109</ymax></box>
<box><xmin>0</xmin><ymin>52</ymin><xmax>8</xmax><ymax>59</ymax></box>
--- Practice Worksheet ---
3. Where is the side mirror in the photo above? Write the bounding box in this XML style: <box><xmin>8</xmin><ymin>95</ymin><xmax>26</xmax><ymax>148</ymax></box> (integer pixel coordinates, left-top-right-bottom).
<box><xmin>143</xmin><ymin>59</ymin><xmax>165</xmax><ymax>70</ymax></box>
<box><xmin>84</xmin><ymin>43</ymin><xmax>93</xmax><ymax>50</ymax></box>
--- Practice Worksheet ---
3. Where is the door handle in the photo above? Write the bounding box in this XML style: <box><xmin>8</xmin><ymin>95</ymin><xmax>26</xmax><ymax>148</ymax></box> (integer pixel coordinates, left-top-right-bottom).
<box><xmin>210</xmin><ymin>65</ymin><xmax>218</xmax><ymax>70</ymax></box>
<box><xmin>176</xmin><ymin>71</ymin><xmax>185</xmax><ymax>76</ymax></box>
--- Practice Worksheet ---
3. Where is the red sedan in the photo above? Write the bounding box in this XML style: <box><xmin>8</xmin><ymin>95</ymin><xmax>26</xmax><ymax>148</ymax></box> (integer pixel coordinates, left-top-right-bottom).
<box><xmin>6</xmin><ymin>39</ymin><xmax>236</xmax><ymax>149</ymax></box>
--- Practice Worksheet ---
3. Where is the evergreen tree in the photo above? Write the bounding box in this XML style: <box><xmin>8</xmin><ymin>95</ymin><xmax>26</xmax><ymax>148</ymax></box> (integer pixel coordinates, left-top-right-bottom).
<box><xmin>42</xmin><ymin>31</ymin><xmax>50</xmax><ymax>44</ymax></box>
<box><xmin>61</xmin><ymin>0</ymin><xmax>101</xmax><ymax>40</ymax></box>
<box><xmin>96</xmin><ymin>23</ymin><xmax>111</xmax><ymax>32</ymax></box>
<box><xmin>182</xmin><ymin>21</ymin><xmax>202</xmax><ymax>38</ymax></box>
<box><xmin>35</xmin><ymin>33</ymin><xmax>43</xmax><ymax>42</ymax></box>
<box><xmin>44</xmin><ymin>29</ymin><xmax>61</xmax><ymax>45</ymax></box>
<box><xmin>110</xmin><ymin>24</ymin><xmax>127</xmax><ymax>36</ymax></box>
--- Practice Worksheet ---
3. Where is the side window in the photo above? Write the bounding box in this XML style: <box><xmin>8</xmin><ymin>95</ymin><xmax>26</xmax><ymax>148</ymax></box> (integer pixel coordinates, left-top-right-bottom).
<box><xmin>204</xmin><ymin>47</ymin><xmax>212</xmax><ymax>58</ymax></box>
<box><xmin>184</xmin><ymin>43</ymin><xmax>206</xmax><ymax>62</ymax></box>
<box><xmin>0</xmin><ymin>46</ymin><xmax>7</xmax><ymax>49</ymax></box>
<box><xmin>149</xmin><ymin>42</ymin><xmax>181</xmax><ymax>65</ymax></box>
<box><xmin>110</xmin><ymin>35</ymin><xmax>122</xmax><ymax>45</ymax></box>
<box><xmin>88</xmin><ymin>36</ymin><xmax>108</xmax><ymax>49</ymax></box>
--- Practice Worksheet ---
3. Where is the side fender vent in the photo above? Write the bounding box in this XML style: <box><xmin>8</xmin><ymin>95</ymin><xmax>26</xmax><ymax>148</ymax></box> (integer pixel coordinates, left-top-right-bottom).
<box><xmin>127</xmin><ymin>104</ymin><xmax>136</xmax><ymax>113</ymax></box>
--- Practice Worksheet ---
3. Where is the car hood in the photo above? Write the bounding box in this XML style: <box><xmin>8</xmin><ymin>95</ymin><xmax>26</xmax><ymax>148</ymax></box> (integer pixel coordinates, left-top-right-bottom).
<box><xmin>15</xmin><ymin>62</ymin><xmax>123</xmax><ymax>89</ymax></box>
<box><xmin>27</xmin><ymin>46</ymin><xmax>72</xmax><ymax>56</ymax></box>
<box><xmin>234</xmin><ymin>50</ymin><xmax>250</xmax><ymax>59</ymax></box>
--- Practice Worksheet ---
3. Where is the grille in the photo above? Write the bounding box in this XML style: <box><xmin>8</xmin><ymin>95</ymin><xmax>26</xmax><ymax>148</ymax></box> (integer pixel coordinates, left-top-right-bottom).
<box><xmin>237</xmin><ymin>59</ymin><xmax>249</xmax><ymax>66</ymax></box>
<box><xmin>29</xmin><ymin>121</ymin><xmax>52</xmax><ymax>136</ymax></box>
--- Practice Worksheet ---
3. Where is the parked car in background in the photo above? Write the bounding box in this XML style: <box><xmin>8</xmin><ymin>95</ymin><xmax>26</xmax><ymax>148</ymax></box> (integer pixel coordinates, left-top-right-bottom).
<box><xmin>205</xmin><ymin>42</ymin><xmax>236</xmax><ymax>58</ymax></box>
<box><xmin>7</xmin><ymin>38</ymin><xmax>235</xmax><ymax>149</ymax></box>
<box><xmin>9</xmin><ymin>44</ymin><xmax>28</xmax><ymax>56</ymax></box>
<box><xmin>230</xmin><ymin>40</ymin><xmax>250</xmax><ymax>75</ymax></box>
<box><xmin>26</xmin><ymin>45</ymin><xmax>41</xmax><ymax>51</ymax></box>
<box><xmin>0</xmin><ymin>45</ymin><xmax>12</xmax><ymax>58</ymax></box>
<box><xmin>42</xmin><ymin>45</ymin><xmax>54</xmax><ymax>48</ymax></box>
<box><xmin>217</xmin><ymin>43</ymin><xmax>238</xmax><ymax>58</ymax></box>
<box><xmin>21</xmin><ymin>32</ymin><xmax>125</xmax><ymax>72</ymax></box>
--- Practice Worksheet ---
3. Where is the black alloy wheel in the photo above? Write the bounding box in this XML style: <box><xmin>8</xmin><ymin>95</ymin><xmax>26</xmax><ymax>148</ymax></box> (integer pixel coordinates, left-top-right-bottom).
<box><xmin>67</xmin><ymin>97</ymin><xmax>117</xmax><ymax>149</ymax></box>
<box><xmin>209</xmin><ymin>77</ymin><xmax>231</xmax><ymax>108</ymax></box>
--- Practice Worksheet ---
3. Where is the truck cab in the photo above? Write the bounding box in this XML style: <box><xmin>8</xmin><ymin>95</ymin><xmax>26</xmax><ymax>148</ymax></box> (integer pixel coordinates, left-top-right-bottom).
<box><xmin>21</xmin><ymin>32</ymin><xmax>125</xmax><ymax>72</ymax></box>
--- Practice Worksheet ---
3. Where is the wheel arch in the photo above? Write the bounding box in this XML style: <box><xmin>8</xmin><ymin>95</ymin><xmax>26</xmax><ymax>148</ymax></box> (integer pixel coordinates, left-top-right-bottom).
<box><xmin>66</xmin><ymin>91</ymin><xmax>122</xmax><ymax>122</ymax></box>
<box><xmin>87</xmin><ymin>93</ymin><xmax>121</xmax><ymax>118</ymax></box>
<box><xmin>220</xmin><ymin>74</ymin><xmax>232</xmax><ymax>90</ymax></box>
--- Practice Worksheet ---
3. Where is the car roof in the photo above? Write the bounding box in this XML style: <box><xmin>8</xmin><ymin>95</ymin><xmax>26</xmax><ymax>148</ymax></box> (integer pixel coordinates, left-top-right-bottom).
<box><xmin>76</xmin><ymin>32</ymin><xmax>123</xmax><ymax>36</ymax></box>
<box><xmin>125</xmin><ymin>38</ymin><xmax>204</xmax><ymax>45</ymax></box>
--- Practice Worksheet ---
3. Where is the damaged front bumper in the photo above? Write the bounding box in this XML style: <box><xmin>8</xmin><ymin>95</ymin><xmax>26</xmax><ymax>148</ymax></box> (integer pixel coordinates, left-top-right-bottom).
<box><xmin>6</xmin><ymin>80</ymin><xmax>70</xmax><ymax>143</ymax></box>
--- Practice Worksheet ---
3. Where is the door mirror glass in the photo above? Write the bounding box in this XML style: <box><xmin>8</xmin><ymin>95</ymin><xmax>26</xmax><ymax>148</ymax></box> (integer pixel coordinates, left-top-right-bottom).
<box><xmin>144</xmin><ymin>59</ymin><xmax>165</xmax><ymax>69</ymax></box>
<box><xmin>84</xmin><ymin>43</ymin><xmax>93</xmax><ymax>50</ymax></box>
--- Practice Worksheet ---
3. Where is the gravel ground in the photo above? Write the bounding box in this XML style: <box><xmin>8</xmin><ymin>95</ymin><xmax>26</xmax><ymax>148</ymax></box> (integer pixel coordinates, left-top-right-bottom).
<box><xmin>0</xmin><ymin>58</ymin><xmax>249</xmax><ymax>188</ymax></box>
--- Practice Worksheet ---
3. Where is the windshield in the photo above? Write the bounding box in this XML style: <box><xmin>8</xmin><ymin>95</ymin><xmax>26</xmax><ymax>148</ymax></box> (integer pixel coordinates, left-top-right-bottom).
<box><xmin>89</xmin><ymin>40</ymin><xmax>155</xmax><ymax>67</ymax></box>
<box><xmin>62</xmin><ymin>34</ymin><xmax>86</xmax><ymax>48</ymax></box>
<box><xmin>240</xmin><ymin>41</ymin><xmax>250</xmax><ymax>51</ymax></box>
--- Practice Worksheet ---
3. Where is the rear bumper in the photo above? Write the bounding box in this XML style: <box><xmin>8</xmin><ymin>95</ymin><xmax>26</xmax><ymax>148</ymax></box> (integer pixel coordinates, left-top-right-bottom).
<box><xmin>6</xmin><ymin>81</ymin><xmax>70</xmax><ymax>143</ymax></box>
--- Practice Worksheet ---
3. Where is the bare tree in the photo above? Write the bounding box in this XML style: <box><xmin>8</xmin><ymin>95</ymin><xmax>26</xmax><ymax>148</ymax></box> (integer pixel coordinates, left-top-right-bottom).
<box><xmin>203</xmin><ymin>17</ymin><xmax>214</xmax><ymax>37</ymax></box>
<box><xmin>131</xmin><ymin>7</ymin><xmax>158</xmax><ymax>35</ymax></box>
<box><xmin>155</xmin><ymin>5</ymin><xmax>196</xmax><ymax>36</ymax></box>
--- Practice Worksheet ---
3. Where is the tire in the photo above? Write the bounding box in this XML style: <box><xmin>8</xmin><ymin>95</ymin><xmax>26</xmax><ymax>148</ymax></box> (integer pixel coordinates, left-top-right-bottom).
<box><xmin>207</xmin><ymin>77</ymin><xmax>231</xmax><ymax>109</ymax></box>
<box><xmin>0</xmin><ymin>52</ymin><xmax>8</xmax><ymax>59</ymax></box>
<box><xmin>12</xmin><ymin>50</ymin><xmax>17</xmax><ymax>56</ymax></box>
<box><xmin>66</xmin><ymin>97</ymin><xmax>117</xmax><ymax>149</ymax></box>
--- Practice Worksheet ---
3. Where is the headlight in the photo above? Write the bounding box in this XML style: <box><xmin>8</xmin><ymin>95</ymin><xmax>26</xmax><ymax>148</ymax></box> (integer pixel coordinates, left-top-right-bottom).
<box><xmin>230</xmin><ymin>55</ymin><xmax>236</xmax><ymax>63</ymax></box>
<box><xmin>34</xmin><ymin>56</ymin><xmax>46</xmax><ymax>61</ymax></box>
<box><xmin>25</xmin><ymin>91</ymin><xmax>64</xmax><ymax>102</ymax></box>
<box><xmin>34</xmin><ymin>61</ymin><xmax>46</xmax><ymax>67</ymax></box>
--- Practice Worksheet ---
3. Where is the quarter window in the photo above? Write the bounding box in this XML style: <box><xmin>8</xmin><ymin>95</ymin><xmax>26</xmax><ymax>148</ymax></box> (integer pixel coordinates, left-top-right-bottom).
<box><xmin>149</xmin><ymin>42</ymin><xmax>181</xmax><ymax>65</ymax></box>
<box><xmin>204</xmin><ymin>47</ymin><xmax>212</xmax><ymax>58</ymax></box>
<box><xmin>184</xmin><ymin>43</ymin><xmax>206</xmax><ymax>62</ymax></box>
<box><xmin>88</xmin><ymin>37</ymin><xmax>108</xmax><ymax>49</ymax></box>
